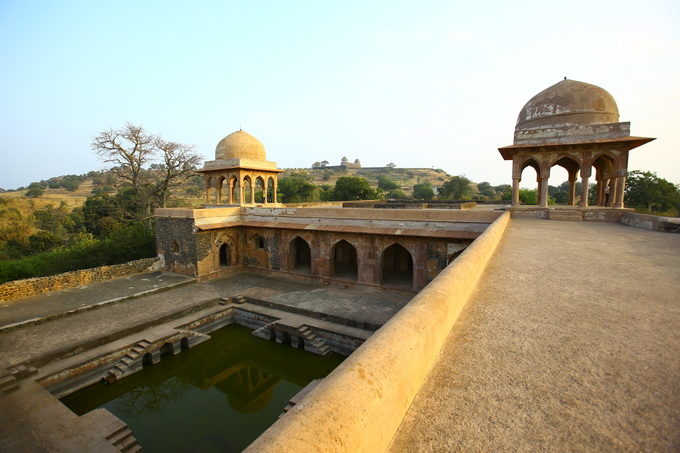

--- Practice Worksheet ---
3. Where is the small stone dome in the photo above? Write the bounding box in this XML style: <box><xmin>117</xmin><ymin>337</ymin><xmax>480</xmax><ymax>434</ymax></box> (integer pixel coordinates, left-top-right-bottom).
<box><xmin>215</xmin><ymin>130</ymin><xmax>266</xmax><ymax>161</ymax></box>
<box><xmin>516</xmin><ymin>79</ymin><xmax>620</xmax><ymax>130</ymax></box>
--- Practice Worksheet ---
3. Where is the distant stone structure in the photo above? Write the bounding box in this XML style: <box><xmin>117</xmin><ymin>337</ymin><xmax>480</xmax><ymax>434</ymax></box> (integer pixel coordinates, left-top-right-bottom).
<box><xmin>197</xmin><ymin>130</ymin><xmax>284</xmax><ymax>206</ymax></box>
<box><xmin>340</xmin><ymin>157</ymin><xmax>361</xmax><ymax>170</ymax></box>
<box><xmin>498</xmin><ymin>79</ymin><xmax>654</xmax><ymax>210</ymax></box>
<box><xmin>313</xmin><ymin>157</ymin><xmax>361</xmax><ymax>170</ymax></box>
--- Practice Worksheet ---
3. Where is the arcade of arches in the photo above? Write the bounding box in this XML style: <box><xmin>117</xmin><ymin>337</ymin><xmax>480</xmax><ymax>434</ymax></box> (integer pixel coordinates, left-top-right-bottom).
<box><xmin>157</xmin><ymin>222</ymin><xmax>473</xmax><ymax>291</ymax></box>
<box><xmin>202</xmin><ymin>171</ymin><xmax>280</xmax><ymax>206</ymax></box>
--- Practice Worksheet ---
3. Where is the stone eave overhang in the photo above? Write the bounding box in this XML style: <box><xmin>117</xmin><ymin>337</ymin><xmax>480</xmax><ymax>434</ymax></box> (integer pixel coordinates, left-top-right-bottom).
<box><xmin>195</xmin><ymin>220</ymin><xmax>484</xmax><ymax>240</ymax></box>
<box><xmin>195</xmin><ymin>166</ymin><xmax>285</xmax><ymax>173</ymax></box>
<box><xmin>498</xmin><ymin>136</ymin><xmax>655</xmax><ymax>160</ymax></box>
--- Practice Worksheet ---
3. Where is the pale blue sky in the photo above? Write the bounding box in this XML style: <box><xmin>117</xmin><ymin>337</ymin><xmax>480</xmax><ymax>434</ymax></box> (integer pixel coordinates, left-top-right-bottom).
<box><xmin>1</xmin><ymin>0</ymin><xmax>678</xmax><ymax>190</ymax></box>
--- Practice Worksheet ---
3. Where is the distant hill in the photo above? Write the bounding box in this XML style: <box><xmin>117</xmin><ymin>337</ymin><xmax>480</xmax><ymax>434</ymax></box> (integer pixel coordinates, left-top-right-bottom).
<box><xmin>0</xmin><ymin>166</ymin><xmax>460</xmax><ymax>209</ymax></box>
<box><xmin>281</xmin><ymin>167</ymin><xmax>453</xmax><ymax>192</ymax></box>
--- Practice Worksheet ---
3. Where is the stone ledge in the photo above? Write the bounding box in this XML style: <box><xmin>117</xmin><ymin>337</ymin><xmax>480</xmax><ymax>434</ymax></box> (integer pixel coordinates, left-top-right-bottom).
<box><xmin>245</xmin><ymin>212</ymin><xmax>510</xmax><ymax>452</ymax></box>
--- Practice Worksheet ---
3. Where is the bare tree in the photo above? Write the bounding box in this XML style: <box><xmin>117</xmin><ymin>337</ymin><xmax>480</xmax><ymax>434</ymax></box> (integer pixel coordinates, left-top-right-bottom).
<box><xmin>154</xmin><ymin>138</ymin><xmax>202</xmax><ymax>208</ymax></box>
<box><xmin>92</xmin><ymin>123</ymin><xmax>201</xmax><ymax>226</ymax></box>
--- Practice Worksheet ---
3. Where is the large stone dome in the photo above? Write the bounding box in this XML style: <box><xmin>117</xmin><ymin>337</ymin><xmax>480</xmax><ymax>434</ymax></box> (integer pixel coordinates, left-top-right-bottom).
<box><xmin>516</xmin><ymin>79</ymin><xmax>620</xmax><ymax>130</ymax></box>
<box><xmin>215</xmin><ymin>130</ymin><xmax>266</xmax><ymax>161</ymax></box>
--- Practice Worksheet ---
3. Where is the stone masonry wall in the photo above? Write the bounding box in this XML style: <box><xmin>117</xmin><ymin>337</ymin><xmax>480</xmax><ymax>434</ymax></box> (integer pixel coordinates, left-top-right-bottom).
<box><xmin>0</xmin><ymin>257</ymin><xmax>159</xmax><ymax>302</ymax></box>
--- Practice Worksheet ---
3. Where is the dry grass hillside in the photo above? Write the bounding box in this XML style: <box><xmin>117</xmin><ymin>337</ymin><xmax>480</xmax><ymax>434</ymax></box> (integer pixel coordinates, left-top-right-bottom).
<box><xmin>281</xmin><ymin>167</ymin><xmax>454</xmax><ymax>191</ymax></box>
<box><xmin>0</xmin><ymin>166</ymin><xmax>460</xmax><ymax>213</ymax></box>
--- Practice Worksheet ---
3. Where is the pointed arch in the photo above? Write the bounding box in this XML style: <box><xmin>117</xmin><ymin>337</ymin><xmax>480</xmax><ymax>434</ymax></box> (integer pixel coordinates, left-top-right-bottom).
<box><xmin>254</xmin><ymin>176</ymin><xmax>266</xmax><ymax>203</ymax></box>
<box><xmin>289</xmin><ymin>236</ymin><xmax>311</xmax><ymax>274</ymax></box>
<box><xmin>331</xmin><ymin>239</ymin><xmax>358</xmax><ymax>281</ymax></box>
<box><xmin>267</xmin><ymin>177</ymin><xmax>276</xmax><ymax>203</ymax></box>
<box><xmin>243</xmin><ymin>176</ymin><xmax>253</xmax><ymax>204</ymax></box>
<box><xmin>380</xmin><ymin>242</ymin><xmax>413</xmax><ymax>288</ymax></box>
<box><xmin>230</xmin><ymin>176</ymin><xmax>240</xmax><ymax>204</ymax></box>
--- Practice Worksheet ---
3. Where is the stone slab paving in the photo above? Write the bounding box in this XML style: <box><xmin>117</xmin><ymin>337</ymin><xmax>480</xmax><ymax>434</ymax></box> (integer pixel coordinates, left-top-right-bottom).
<box><xmin>0</xmin><ymin>271</ymin><xmax>411</xmax><ymax>368</ymax></box>
<box><xmin>388</xmin><ymin>219</ymin><xmax>680</xmax><ymax>452</ymax></box>
<box><xmin>0</xmin><ymin>271</ymin><xmax>195</xmax><ymax>330</ymax></box>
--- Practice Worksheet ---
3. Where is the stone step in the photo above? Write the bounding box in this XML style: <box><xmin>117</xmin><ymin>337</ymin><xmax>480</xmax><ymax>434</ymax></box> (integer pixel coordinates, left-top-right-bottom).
<box><xmin>111</xmin><ymin>429</ymin><xmax>138</xmax><ymax>451</ymax></box>
<box><xmin>549</xmin><ymin>210</ymin><xmax>583</xmax><ymax>221</ymax></box>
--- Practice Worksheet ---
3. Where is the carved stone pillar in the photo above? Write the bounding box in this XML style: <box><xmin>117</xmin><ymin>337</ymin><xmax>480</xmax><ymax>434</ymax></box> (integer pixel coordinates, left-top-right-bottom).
<box><xmin>614</xmin><ymin>175</ymin><xmax>626</xmax><ymax>208</ymax></box>
<box><xmin>512</xmin><ymin>179</ymin><xmax>520</xmax><ymax>206</ymax></box>
<box><xmin>579</xmin><ymin>176</ymin><xmax>589</xmax><ymax>207</ymax></box>
<box><xmin>539</xmin><ymin>178</ymin><xmax>549</xmax><ymax>207</ymax></box>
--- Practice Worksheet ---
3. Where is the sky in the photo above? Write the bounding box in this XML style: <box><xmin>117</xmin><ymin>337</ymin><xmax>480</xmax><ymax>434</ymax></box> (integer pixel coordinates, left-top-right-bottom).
<box><xmin>1</xmin><ymin>0</ymin><xmax>679</xmax><ymax>190</ymax></box>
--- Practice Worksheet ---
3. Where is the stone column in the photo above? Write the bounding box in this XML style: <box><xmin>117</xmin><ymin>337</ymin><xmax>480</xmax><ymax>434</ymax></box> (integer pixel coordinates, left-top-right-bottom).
<box><xmin>228</xmin><ymin>182</ymin><xmax>233</xmax><ymax>204</ymax></box>
<box><xmin>595</xmin><ymin>180</ymin><xmax>603</xmax><ymax>206</ymax></box>
<box><xmin>273</xmin><ymin>179</ymin><xmax>278</xmax><ymax>204</ymax></box>
<box><xmin>608</xmin><ymin>178</ymin><xmax>617</xmax><ymax>207</ymax></box>
<box><xmin>539</xmin><ymin>178</ymin><xmax>549</xmax><ymax>207</ymax></box>
<box><xmin>250</xmin><ymin>182</ymin><xmax>255</xmax><ymax>204</ymax></box>
<box><xmin>511</xmin><ymin>179</ymin><xmax>520</xmax><ymax>206</ymax></box>
<box><xmin>217</xmin><ymin>178</ymin><xmax>222</xmax><ymax>204</ymax></box>
<box><xmin>205</xmin><ymin>178</ymin><xmax>211</xmax><ymax>204</ymax></box>
<box><xmin>579</xmin><ymin>176</ymin><xmax>590</xmax><ymax>207</ymax></box>
<box><xmin>614</xmin><ymin>175</ymin><xmax>626</xmax><ymax>208</ymax></box>
<box><xmin>568</xmin><ymin>177</ymin><xmax>577</xmax><ymax>205</ymax></box>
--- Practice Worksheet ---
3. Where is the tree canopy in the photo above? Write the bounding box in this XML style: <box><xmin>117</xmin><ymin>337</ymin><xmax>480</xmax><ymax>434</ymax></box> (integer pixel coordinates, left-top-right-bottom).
<box><xmin>412</xmin><ymin>182</ymin><xmax>435</xmax><ymax>200</ymax></box>
<box><xmin>625</xmin><ymin>170</ymin><xmax>680</xmax><ymax>214</ymax></box>
<box><xmin>331</xmin><ymin>176</ymin><xmax>376</xmax><ymax>201</ymax></box>
<box><xmin>439</xmin><ymin>175</ymin><xmax>472</xmax><ymax>200</ymax></box>
<box><xmin>278</xmin><ymin>171</ymin><xmax>318</xmax><ymax>203</ymax></box>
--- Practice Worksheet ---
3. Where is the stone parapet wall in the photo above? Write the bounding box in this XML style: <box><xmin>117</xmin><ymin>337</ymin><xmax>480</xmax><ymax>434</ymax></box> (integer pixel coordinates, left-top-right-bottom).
<box><xmin>0</xmin><ymin>258</ymin><xmax>160</xmax><ymax>302</ymax></box>
<box><xmin>245</xmin><ymin>212</ymin><xmax>510</xmax><ymax>453</ymax></box>
<box><xmin>621</xmin><ymin>212</ymin><xmax>680</xmax><ymax>233</ymax></box>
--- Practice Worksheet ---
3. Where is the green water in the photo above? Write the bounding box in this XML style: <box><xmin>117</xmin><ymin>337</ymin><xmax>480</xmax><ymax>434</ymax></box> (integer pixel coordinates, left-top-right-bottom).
<box><xmin>61</xmin><ymin>324</ymin><xmax>345</xmax><ymax>452</ymax></box>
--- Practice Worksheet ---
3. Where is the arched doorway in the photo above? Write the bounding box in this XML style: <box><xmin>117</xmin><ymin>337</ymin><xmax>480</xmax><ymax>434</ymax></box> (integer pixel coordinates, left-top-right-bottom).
<box><xmin>219</xmin><ymin>243</ymin><xmax>231</xmax><ymax>267</ymax></box>
<box><xmin>519</xmin><ymin>159</ymin><xmax>541</xmax><ymax>205</ymax></box>
<box><xmin>289</xmin><ymin>237</ymin><xmax>311</xmax><ymax>274</ymax></box>
<box><xmin>332</xmin><ymin>239</ymin><xmax>357</xmax><ymax>280</ymax></box>
<box><xmin>381</xmin><ymin>243</ymin><xmax>413</xmax><ymax>288</ymax></box>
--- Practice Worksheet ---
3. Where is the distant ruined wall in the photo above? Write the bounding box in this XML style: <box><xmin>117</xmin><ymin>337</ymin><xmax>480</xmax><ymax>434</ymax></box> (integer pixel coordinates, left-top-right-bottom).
<box><xmin>0</xmin><ymin>258</ymin><xmax>160</xmax><ymax>302</ymax></box>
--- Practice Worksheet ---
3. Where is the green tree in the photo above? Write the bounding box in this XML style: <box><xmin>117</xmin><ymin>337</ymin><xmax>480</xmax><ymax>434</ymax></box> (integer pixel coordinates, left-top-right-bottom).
<box><xmin>476</xmin><ymin>181</ymin><xmax>495</xmax><ymax>198</ymax></box>
<box><xmin>378</xmin><ymin>176</ymin><xmax>400</xmax><ymax>191</ymax></box>
<box><xmin>25</xmin><ymin>183</ymin><xmax>44</xmax><ymax>198</ymax></box>
<box><xmin>386</xmin><ymin>189</ymin><xmax>408</xmax><ymax>199</ymax></box>
<box><xmin>439</xmin><ymin>175</ymin><xmax>472</xmax><ymax>200</ymax></box>
<box><xmin>331</xmin><ymin>176</ymin><xmax>376</xmax><ymax>201</ymax></box>
<box><xmin>278</xmin><ymin>172</ymin><xmax>318</xmax><ymax>203</ymax></box>
<box><xmin>553</xmin><ymin>191</ymin><xmax>569</xmax><ymax>204</ymax></box>
<box><xmin>625</xmin><ymin>170</ymin><xmax>680</xmax><ymax>214</ymax></box>
<box><xmin>412</xmin><ymin>182</ymin><xmax>435</xmax><ymax>200</ymax></box>
<box><xmin>519</xmin><ymin>189</ymin><xmax>538</xmax><ymax>204</ymax></box>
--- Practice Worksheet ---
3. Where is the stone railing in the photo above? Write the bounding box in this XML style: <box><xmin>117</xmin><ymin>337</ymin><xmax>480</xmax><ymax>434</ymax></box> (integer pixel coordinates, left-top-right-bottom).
<box><xmin>246</xmin><ymin>212</ymin><xmax>511</xmax><ymax>452</ymax></box>
<box><xmin>0</xmin><ymin>257</ymin><xmax>160</xmax><ymax>302</ymax></box>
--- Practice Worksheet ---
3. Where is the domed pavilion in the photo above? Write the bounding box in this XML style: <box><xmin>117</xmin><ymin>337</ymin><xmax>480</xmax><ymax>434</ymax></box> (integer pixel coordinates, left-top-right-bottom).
<box><xmin>197</xmin><ymin>130</ymin><xmax>284</xmax><ymax>206</ymax></box>
<box><xmin>498</xmin><ymin>79</ymin><xmax>654</xmax><ymax>213</ymax></box>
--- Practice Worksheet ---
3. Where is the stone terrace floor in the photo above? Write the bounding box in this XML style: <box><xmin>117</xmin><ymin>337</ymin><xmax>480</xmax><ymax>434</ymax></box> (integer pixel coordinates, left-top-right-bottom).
<box><xmin>388</xmin><ymin>218</ymin><xmax>680</xmax><ymax>452</ymax></box>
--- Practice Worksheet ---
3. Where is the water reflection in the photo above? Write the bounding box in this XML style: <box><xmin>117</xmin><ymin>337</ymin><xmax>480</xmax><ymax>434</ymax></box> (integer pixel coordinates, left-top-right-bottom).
<box><xmin>61</xmin><ymin>324</ymin><xmax>344</xmax><ymax>452</ymax></box>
